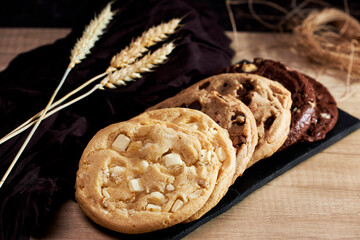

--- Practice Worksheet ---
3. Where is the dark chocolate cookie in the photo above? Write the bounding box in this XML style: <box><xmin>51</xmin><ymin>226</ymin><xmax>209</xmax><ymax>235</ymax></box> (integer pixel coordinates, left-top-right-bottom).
<box><xmin>300</xmin><ymin>75</ymin><xmax>338</xmax><ymax>142</ymax></box>
<box><xmin>224</xmin><ymin>58</ymin><xmax>317</xmax><ymax>150</ymax></box>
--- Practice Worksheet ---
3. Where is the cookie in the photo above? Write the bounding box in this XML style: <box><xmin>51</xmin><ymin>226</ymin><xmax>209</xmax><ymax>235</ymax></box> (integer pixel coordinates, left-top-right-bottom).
<box><xmin>148</xmin><ymin>90</ymin><xmax>258</xmax><ymax>180</ymax></box>
<box><xmin>132</xmin><ymin>108</ymin><xmax>237</xmax><ymax>221</ymax></box>
<box><xmin>75</xmin><ymin>118</ymin><xmax>221</xmax><ymax>234</ymax></box>
<box><xmin>224</xmin><ymin>58</ymin><xmax>317</xmax><ymax>150</ymax></box>
<box><xmin>300</xmin><ymin>75</ymin><xmax>338</xmax><ymax>142</ymax></box>
<box><xmin>179</xmin><ymin>73</ymin><xmax>292</xmax><ymax>168</ymax></box>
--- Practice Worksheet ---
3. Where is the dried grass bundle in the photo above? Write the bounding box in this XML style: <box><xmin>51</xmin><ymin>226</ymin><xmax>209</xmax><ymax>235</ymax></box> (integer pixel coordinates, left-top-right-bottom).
<box><xmin>293</xmin><ymin>8</ymin><xmax>360</xmax><ymax>78</ymax></box>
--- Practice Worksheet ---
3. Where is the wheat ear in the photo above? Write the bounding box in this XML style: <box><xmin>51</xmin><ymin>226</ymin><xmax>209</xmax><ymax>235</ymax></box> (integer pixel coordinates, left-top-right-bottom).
<box><xmin>4</xmin><ymin>42</ymin><xmax>176</xmax><ymax>139</ymax></box>
<box><xmin>109</xmin><ymin>18</ymin><xmax>180</xmax><ymax>70</ymax></box>
<box><xmin>0</xmin><ymin>2</ymin><xmax>115</xmax><ymax>189</ymax></box>
<box><xmin>103</xmin><ymin>42</ymin><xmax>175</xmax><ymax>88</ymax></box>
<box><xmin>69</xmin><ymin>2</ymin><xmax>115</xmax><ymax>69</ymax></box>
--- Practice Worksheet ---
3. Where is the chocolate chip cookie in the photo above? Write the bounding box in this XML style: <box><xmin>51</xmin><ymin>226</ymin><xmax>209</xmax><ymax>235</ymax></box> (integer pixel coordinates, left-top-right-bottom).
<box><xmin>224</xmin><ymin>58</ymin><xmax>317</xmax><ymax>150</ymax></box>
<box><xmin>150</xmin><ymin>73</ymin><xmax>292</xmax><ymax>168</ymax></box>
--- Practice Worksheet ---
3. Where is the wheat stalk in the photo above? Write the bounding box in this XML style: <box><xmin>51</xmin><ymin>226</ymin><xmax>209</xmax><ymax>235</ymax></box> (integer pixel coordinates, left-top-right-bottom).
<box><xmin>0</xmin><ymin>22</ymin><xmax>179</xmax><ymax>190</ymax></box>
<box><xmin>1</xmin><ymin>19</ymin><xmax>181</xmax><ymax>146</ymax></box>
<box><xmin>3</xmin><ymin>42</ymin><xmax>176</xmax><ymax>139</ymax></box>
<box><xmin>0</xmin><ymin>2</ymin><xmax>115</xmax><ymax>188</ymax></box>
<box><xmin>109</xmin><ymin>18</ymin><xmax>181</xmax><ymax>70</ymax></box>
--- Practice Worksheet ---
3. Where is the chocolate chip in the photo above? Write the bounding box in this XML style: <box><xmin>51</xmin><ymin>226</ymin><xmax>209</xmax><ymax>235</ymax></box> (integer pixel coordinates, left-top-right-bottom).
<box><xmin>233</xmin><ymin>135</ymin><xmax>246</xmax><ymax>148</ymax></box>
<box><xmin>199</xmin><ymin>81</ymin><xmax>210</xmax><ymax>90</ymax></box>
<box><xmin>264</xmin><ymin>115</ymin><xmax>275</xmax><ymax>130</ymax></box>
<box><xmin>187</xmin><ymin>101</ymin><xmax>202</xmax><ymax>110</ymax></box>
<box><xmin>236</xmin><ymin>87</ymin><xmax>247</xmax><ymax>98</ymax></box>
<box><xmin>242</xmin><ymin>80</ymin><xmax>254</xmax><ymax>91</ymax></box>
<box><xmin>179</xmin><ymin>100</ymin><xmax>202</xmax><ymax>110</ymax></box>
<box><xmin>242</xmin><ymin>95</ymin><xmax>252</xmax><ymax>105</ymax></box>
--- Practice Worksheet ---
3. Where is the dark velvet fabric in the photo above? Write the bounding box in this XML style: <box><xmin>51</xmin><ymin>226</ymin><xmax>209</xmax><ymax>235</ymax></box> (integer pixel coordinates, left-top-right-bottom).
<box><xmin>0</xmin><ymin>0</ymin><xmax>234</xmax><ymax>239</ymax></box>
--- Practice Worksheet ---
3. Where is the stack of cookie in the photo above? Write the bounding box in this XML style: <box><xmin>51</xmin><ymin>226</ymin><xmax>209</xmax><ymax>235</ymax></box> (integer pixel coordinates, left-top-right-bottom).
<box><xmin>75</xmin><ymin>108</ymin><xmax>240</xmax><ymax>233</ymax></box>
<box><xmin>75</xmin><ymin>58</ymin><xmax>338</xmax><ymax>234</ymax></box>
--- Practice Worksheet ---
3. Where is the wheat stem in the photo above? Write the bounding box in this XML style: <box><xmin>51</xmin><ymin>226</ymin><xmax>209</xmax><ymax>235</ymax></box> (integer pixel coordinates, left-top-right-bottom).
<box><xmin>2</xmin><ymin>84</ymin><xmax>102</xmax><ymax>142</ymax></box>
<box><xmin>0</xmin><ymin>67</ymin><xmax>71</xmax><ymax>188</ymax></box>
<box><xmin>0</xmin><ymin>72</ymin><xmax>107</xmax><ymax>145</ymax></box>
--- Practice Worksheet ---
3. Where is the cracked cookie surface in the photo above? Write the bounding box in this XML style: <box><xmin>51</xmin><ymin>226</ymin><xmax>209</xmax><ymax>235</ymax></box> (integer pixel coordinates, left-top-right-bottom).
<box><xmin>75</xmin><ymin>119</ymin><xmax>220</xmax><ymax>234</ymax></box>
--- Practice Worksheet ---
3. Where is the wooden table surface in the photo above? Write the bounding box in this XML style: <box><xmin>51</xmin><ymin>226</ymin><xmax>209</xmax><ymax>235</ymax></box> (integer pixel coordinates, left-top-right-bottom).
<box><xmin>1</xmin><ymin>28</ymin><xmax>360</xmax><ymax>240</ymax></box>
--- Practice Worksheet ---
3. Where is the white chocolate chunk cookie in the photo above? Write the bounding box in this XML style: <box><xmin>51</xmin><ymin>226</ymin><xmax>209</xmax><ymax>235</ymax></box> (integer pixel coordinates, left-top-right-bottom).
<box><xmin>131</xmin><ymin>108</ymin><xmax>237</xmax><ymax>221</ymax></box>
<box><xmin>75</xmin><ymin>119</ymin><xmax>221</xmax><ymax>234</ymax></box>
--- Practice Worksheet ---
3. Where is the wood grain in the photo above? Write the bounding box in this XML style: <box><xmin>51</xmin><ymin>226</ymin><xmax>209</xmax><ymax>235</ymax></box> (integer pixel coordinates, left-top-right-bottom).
<box><xmin>0</xmin><ymin>28</ymin><xmax>359</xmax><ymax>240</ymax></box>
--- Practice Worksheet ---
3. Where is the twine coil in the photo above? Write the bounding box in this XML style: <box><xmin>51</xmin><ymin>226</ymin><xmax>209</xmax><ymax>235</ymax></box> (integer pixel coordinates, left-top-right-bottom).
<box><xmin>293</xmin><ymin>8</ymin><xmax>360</xmax><ymax>80</ymax></box>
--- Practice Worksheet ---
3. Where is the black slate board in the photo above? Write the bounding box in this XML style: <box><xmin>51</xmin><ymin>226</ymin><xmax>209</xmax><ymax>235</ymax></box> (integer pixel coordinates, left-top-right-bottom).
<box><xmin>99</xmin><ymin>108</ymin><xmax>360</xmax><ymax>239</ymax></box>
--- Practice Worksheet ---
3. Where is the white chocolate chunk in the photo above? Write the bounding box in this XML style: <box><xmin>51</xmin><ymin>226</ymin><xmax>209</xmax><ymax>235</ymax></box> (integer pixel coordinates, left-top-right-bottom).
<box><xmin>149</xmin><ymin>191</ymin><xmax>166</xmax><ymax>202</ymax></box>
<box><xmin>166</xmin><ymin>184</ymin><xmax>175</xmax><ymax>191</ymax></box>
<box><xmin>188</xmin><ymin>123</ymin><xmax>199</xmax><ymax>130</ymax></box>
<box><xmin>171</xmin><ymin>199</ymin><xmax>184</xmax><ymax>212</ymax></box>
<box><xmin>242</xmin><ymin>63</ymin><xmax>258</xmax><ymax>72</ymax></box>
<box><xmin>209</xmin><ymin>128</ymin><xmax>218</xmax><ymax>135</ymax></box>
<box><xmin>188</xmin><ymin>189</ymin><xmax>203</xmax><ymax>200</ymax></box>
<box><xmin>199</xmin><ymin>150</ymin><xmax>212</xmax><ymax>163</ymax></box>
<box><xmin>112</xmin><ymin>134</ymin><xmax>130</xmax><ymax>152</ymax></box>
<box><xmin>215</xmin><ymin>147</ymin><xmax>226</xmax><ymax>161</ymax></box>
<box><xmin>320</xmin><ymin>112</ymin><xmax>331</xmax><ymax>119</ymax></box>
<box><xmin>146</xmin><ymin>204</ymin><xmax>161</xmax><ymax>212</ymax></box>
<box><xmin>144</xmin><ymin>142</ymin><xmax>153</xmax><ymax>148</ymax></box>
<box><xmin>110</xmin><ymin>166</ymin><xmax>125</xmax><ymax>178</ymax></box>
<box><xmin>163</xmin><ymin>153</ymin><xmax>183</xmax><ymax>167</ymax></box>
<box><xmin>102</xmin><ymin>199</ymin><xmax>109</xmax><ymax>208</ymax></box>
<box><xmin>309</xmin><ymin>100</ymin><xmax>316</xmax><ymax>108</ymax></box>
<box><xmin>128</xmin><ymin>209</ymin><xmax>135</xmax><ymax>215</ymax></box>
<box><xmin>139</xmin><ymin>160</ymin><xmax>149</xmax><ymax>171</ymax></box>
<box><xmin>103</xmin><ymin>168</ymin><xmax>110</xmax><ymax>178</ymax></box>
<box><xmin>128</xmin><ymin>178</ymin><xmax>144</xmax><ymax>192</ymax></box>
<box><xmin>102</xmin><ymin>188</ymin><xmax>110</xmax><ymax>198</ymax></box>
